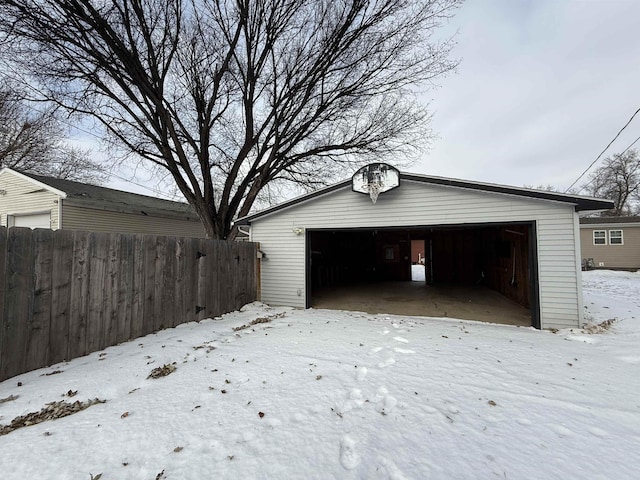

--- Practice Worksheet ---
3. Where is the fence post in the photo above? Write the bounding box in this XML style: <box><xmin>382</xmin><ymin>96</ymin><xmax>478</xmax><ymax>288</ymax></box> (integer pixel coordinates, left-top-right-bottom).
<box><xmin>0</xmin><ymin>227</ymin><xmax>7</xmax><ymax>379</ymax></box>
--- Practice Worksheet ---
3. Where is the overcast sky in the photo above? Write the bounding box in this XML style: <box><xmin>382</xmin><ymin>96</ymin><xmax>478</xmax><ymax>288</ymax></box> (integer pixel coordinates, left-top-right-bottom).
<box><xmin>411</xmin><ymin>0</ymin><xmax>640</xmax><ymax>193</ymax></box>
<box><xmin>100</xmin><ymin>0</ymin><xmax>640</xmax><ymax>198</ymax></box>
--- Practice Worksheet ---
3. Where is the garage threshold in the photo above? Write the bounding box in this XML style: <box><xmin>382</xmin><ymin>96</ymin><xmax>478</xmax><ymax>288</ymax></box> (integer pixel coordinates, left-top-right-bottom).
<box><xmin>310</xmin><ymin>281</ymin><xmax>531</xmax><ymax>327</ymax></box>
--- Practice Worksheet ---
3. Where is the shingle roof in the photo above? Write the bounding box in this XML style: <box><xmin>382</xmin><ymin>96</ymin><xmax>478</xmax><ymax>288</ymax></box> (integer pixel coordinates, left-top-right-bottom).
<box><xmin>21</xmin><ymin>171</ymin><xmax>198</xmax><ymax>219</ymax></box>
<box><xmin>579</xmin><ymin>216</ymin><xmax>640</xmax><ymax>225</ymax></box>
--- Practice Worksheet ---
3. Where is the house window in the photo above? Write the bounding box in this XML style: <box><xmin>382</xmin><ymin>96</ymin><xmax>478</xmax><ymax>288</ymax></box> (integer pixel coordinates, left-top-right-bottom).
<box><xmin>593</xmin><ymin>230</ymin><xmax>606</xmax><ymax>245</ymax></box>
<box><xmin>609</xmin><ymin>230</ymin><xmax>623</xmax><ymax>245</ymax></box>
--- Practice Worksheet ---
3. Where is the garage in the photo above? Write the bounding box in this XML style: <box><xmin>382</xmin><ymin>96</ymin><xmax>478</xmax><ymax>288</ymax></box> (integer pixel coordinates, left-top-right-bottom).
<box><xmin>307</xmin><ymin>223</ymin><xmax>536</xmax><ymax>326</ymax></box>
<box><xmin>237</xmin><ymin>163</ymin><xmax>612</xmax><ymax>330</ymax></box>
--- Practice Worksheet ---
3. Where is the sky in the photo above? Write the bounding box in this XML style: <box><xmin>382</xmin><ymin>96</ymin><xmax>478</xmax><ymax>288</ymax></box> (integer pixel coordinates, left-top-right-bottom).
<box><xmin>413</xmin><ymin>0</ymin><xmax>640</xmax><ymax>192</ymax></box>
<box><xmin>89</xmin><ymin>0</ymin><xmax>640</xmax><ymax>198</ymax></box>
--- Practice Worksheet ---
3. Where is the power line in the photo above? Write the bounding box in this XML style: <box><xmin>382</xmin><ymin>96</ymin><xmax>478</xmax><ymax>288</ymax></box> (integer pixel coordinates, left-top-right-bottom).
<box><xmin>574</xmin><ymin>132</ymin><xmax>640</xmax><ymax>194</ymax></box>
<box><xmin>565</xmin><ymin>106</ymin><xmax>640</xmax><ymax>192</ymax></box>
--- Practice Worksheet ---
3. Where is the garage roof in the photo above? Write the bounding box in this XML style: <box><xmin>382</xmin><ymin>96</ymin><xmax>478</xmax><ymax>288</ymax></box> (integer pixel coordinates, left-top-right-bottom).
<box><xmin>236</xmin><ymin>171</ymin><xmax>614</xmax><ymax>225</ymax></box>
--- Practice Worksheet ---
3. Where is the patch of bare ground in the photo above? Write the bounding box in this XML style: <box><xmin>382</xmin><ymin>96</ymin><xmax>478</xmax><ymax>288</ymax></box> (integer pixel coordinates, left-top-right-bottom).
<box><xmin>233</xmin><ymin>312</ymin><xmax>286</xmax><ymax>332</ymax></box>
<box><xmin>582</xmin><ymin>319</ymin><xmax>616</xmax><ymax>334</ymax></box>
<box><xmin>0</xmin><ymin>398</ymin><xmax>106</xmax><ymax>436</ymax></box>
<box><xmin>0</xmin><ymin>394</ymin><xmax>19</xmax><ymax>404</ymax></box>
<box><xmin>148</xmin><ymin>363</ymin><xmax>177</xmax><ymax>379</ymax></box>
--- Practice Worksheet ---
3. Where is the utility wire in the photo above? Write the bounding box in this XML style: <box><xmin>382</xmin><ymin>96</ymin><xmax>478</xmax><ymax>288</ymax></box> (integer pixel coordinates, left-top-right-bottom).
<box><xmin>573</xmin><ymin>132</ymin><xmax>640</xmax><ymax>194</ymax></box>
<box><xmin>565</xmin><ymin>106</ymin><xmax>640</xmax><ymax>192</ymax></box>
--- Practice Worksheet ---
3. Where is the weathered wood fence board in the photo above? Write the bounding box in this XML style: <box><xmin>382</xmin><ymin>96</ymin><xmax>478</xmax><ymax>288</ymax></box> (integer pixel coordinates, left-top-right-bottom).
<box><xmin>0</xmin><ymin>227</ymin><xmax>258</xmax><ymax>382</ymax></box>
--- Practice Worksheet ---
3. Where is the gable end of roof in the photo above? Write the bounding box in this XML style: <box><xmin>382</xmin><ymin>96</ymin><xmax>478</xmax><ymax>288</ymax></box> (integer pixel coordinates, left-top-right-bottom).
<box><xmin>236</xmin><ymin>172</ymin><xmax>614</xmax><ymax>225</ymax></box>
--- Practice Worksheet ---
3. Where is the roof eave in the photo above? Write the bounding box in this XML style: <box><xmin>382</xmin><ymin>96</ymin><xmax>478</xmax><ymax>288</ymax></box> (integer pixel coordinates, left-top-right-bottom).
<box><xmin>234</xmin><ymin>172</ymin><xmax>615</xmax><ymax>224</ymax></box>
<box><xmin>0</xmin><ymin>167</ymin><xmax>68</xmax><ymax>198</ymax></box>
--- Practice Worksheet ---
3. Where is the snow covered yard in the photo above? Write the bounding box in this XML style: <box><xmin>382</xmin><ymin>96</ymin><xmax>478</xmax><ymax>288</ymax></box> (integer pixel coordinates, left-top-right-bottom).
<box><xmin>1</xmin><ymin>271</ymin><xmax>639</xmax><ymax>480</ymax></box>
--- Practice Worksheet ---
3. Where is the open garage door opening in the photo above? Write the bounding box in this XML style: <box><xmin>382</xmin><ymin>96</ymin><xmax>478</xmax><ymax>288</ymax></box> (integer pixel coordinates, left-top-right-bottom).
<box><xmin>307</xmin><ymin>223</ymin><xmax>539</xmax><ymax>327</ymax></box>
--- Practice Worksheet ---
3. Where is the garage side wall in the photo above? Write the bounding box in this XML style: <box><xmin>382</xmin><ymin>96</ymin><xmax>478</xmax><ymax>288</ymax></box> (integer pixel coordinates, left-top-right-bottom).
<box><xmin>62</xmin><ymin>204</ymin><xmax>207</xmax><ymax>237</ymax></box>
<box><xmin>250</xmin><ymin>181</ymin><xmax>582</xmax><ymax>329</ymax></box>
<box><xmin>0</xmin><ymin>171</ymin><xmax>60</xmax><ymax>228</ymax></box>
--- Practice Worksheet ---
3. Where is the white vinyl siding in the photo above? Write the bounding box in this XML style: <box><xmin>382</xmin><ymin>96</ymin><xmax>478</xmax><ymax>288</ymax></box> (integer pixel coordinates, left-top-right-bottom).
<box><xmin>0</xmin><ymin>170</ymin><xmax>61</xmax><ymax>228</ymax></box>
<box><xmin>250</xmin><ymin>180</ymin><xmax>583</xmax><ymax>330</ymax></box>
<box><xmin>62</xmin><ymin>204</ymin><xmax>206</xmax><ymax>237</ymax></box>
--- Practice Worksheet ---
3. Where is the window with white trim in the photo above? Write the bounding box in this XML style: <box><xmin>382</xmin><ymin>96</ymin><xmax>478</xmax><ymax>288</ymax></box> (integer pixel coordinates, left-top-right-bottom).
<box><xmin>593</xmin><ymin>230</ymin><xmax>606</xmax><ymax>245</ymax></box>
<box><xmin>609</xmin><ymin>230</ymin><xmax>623</xmax><ymax>245</ymax></box>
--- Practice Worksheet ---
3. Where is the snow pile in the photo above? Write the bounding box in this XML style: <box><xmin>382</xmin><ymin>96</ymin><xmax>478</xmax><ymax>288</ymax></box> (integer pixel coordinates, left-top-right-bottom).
<box><xmin>0</xmin><ymin>271</ymin><xmax>639</xmax><ymax>479</ymax></box>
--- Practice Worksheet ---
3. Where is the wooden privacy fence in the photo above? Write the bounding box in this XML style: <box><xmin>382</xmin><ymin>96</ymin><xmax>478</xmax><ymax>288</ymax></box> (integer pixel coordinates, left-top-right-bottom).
<box><xmin>0</xmin><ymin>226</ymin><xmax>258</xmax><ymax>382</ymax></box>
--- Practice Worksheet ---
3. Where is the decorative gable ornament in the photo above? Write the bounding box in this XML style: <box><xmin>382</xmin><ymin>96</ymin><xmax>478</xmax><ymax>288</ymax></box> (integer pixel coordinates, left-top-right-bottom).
<box><xmin>351</xmin><ymin>163</ymin><xmax>401</xmax><ymax>204</ymax></box>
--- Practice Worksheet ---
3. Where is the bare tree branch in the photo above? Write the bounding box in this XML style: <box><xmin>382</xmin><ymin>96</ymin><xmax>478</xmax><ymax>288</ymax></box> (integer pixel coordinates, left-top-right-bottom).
<box><xmin>0</xmin><ymin>87</ymin><xmax>106</xmax><ymax>183</ymax></box>
<box><xmin>582</xmin><ymin>149</ymin><xmax>640</xmax><ymax>216</ymax></box>
<box><xmin>0</xmin><ymin>0</ymin><xmax>461</xmax><ymax>238</ymax></box>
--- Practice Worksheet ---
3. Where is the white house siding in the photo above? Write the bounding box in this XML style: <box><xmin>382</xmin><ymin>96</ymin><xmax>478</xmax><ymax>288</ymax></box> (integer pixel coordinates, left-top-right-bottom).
<box><xmin>0</xmin><ymin>170</ymin><xmax>61</xmax><ymax>228</ymax></box>
<box><xmin>62</xmin><ymin>204</ymin><xmax>207</xmax><ymax>237</ymax></box>
<box><xmin>250</xmin><ymin>180</ymin><xmax>582</xmax><ymax>330</ymax></box>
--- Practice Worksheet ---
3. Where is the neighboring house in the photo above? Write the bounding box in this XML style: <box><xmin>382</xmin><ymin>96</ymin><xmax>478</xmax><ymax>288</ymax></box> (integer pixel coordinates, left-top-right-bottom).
<box><xmin>0</xmin><ymin>167</ymin><xmax>206</xmax><ymax>237</ymax></box>
<box><xmin>236</xmin><ymin>163</ymin><xmax>613</xmax><ymax>330</ymax></box>
<box><xmin>579</xmin><ymin>216</ymin><xmax>640</xmax><ymax>270</ymax></box>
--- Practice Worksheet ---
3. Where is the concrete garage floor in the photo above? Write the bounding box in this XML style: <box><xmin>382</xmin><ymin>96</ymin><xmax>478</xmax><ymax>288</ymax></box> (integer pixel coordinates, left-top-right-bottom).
<box><xmin>311</xmin><ymin>281</ymin><xmax>532</xmax><ymax>327</ymax></box>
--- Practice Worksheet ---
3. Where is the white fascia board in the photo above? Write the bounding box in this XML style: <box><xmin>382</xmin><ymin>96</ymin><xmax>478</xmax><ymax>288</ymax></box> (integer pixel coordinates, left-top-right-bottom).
<box><xmin>0</xmin><ymin>167</ymin><xmax>68</xmax><ymax>199</ymax></box>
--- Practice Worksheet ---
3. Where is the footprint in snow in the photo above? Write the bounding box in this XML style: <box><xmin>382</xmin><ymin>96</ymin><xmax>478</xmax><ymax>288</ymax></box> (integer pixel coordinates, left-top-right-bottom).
<box><xmin>356</xmin><ymin>367</ymin><xmax>367</xmax><ymax>381</ymax></box>
<box><xmin>617</xmin><ymin>355</ymin><xmax>640</xmax><ymax>364</ymax></box>
<box><xmin>339</xmin><ymin>435</ymin><xmax>360</xmax><ymax>470</ymax></box>
<box><xmin>378</xmin><ymin>357</ymin><xmax>396</xmax><ymax>368</ymax></box>
<box><xmin>264</xmin><ymin>417</ymin><xmax>282</xmax><ymax>428</ymax></box>
<box><xmin>516</xmin><ymin>418</ymin><xmax>532</xmax><ymax>426</ymax></box>
<box><xmin>393</xmin><ymin>347</ymin><xmax>415</xmax><ymax>354</ymax></box>
<box><xmin>380</xmin><ymin>329</ymin><xmax>390</xmax><ymax>336</ymax></box>
<box><xmin>550</xmin><ymin>424</ymin><xmax>574</xmax><ymax>437</ymax></box>
<box><xmin>369</xmin><ymin>346</ymin><xmax>383</xmax><ymax>355</ymax></box>
<box><xmin>376</xmin><ymin>394</ymin><xmax>398</xmax><ymax>415</ymax></box>
<box><xmin>588</xmin><ymin>427</ymin><xmax>608</xmax><ymax>438</ymax></box>
<box><xmin>379</xmin><ymin>457</ymin><xmax>411</xmax><ymax>480</ymax></box>
<box><xmin>393</xmin><ymin>336</ymin><xmax>409</xmax><ymax>343</ymax></box>
<box><xmin>373</xmin><ymin>386</ymin><xmax>397</xmax><ymax>415</ymax></box>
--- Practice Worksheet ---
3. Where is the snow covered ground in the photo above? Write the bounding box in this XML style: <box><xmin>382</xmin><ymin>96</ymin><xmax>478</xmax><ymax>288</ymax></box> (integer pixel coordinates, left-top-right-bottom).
<box><xmin>1</xmin><ymin>270</ymin><xmax>639</xmax><ymax>480</ymax></box>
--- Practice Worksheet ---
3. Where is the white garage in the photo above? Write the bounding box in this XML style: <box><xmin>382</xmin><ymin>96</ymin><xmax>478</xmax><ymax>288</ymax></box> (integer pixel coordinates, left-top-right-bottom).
<box><xmin>237</xmin><ymin>164</ymin><xmax>612</xmax><ymax>330</ymax></box>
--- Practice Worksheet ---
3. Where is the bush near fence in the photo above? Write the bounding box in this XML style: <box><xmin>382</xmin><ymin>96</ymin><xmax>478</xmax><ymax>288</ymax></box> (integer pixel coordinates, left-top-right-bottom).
<box><xmin>0</xmin><ymin>227</ymin><xmax>258</xmax><ymax>382</ymax></box>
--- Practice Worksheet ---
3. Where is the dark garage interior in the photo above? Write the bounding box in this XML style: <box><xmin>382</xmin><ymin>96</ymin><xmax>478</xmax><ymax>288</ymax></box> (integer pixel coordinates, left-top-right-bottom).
<box><xmin>307</xmin><ymin>223</ymin><xmax>537</xmax><ymax>327</ymax></box>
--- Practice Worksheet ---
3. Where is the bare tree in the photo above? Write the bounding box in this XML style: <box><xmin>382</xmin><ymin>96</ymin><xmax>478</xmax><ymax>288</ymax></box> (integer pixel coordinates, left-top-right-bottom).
<box><xmin>582</xmin><ymin>149</ymin><xmax>640</xmax><ymax>216</ymax></box>
<box><xmin>0</xmin><ymin>88</ymin><xmax>107</xmax><ymax>183</ymax></box>
<box><xmin>0</xmin><ymin>0</ymin><xmax>461</xmax><ymax>238</ymax></box>
<box><xmin>523</xmin><ymin>184</ymin><xmax>561</xmax><ymax>193</ymax></box>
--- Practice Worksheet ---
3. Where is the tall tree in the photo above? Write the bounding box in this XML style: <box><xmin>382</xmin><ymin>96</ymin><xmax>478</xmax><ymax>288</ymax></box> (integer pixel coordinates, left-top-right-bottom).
<box><xmin>582</xmin><ymin>149</ymin><xmax>640</xmax><ymax>216</ymax></box>
<box><xmin>0</xmin><ymin>88</ymin><xmax>107</xmax><ymax>183</ymax></box>
<box><xmin>0</xmin><ymin>0</ymin><xmax>461</xmax><ymax>238</ymax></box>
